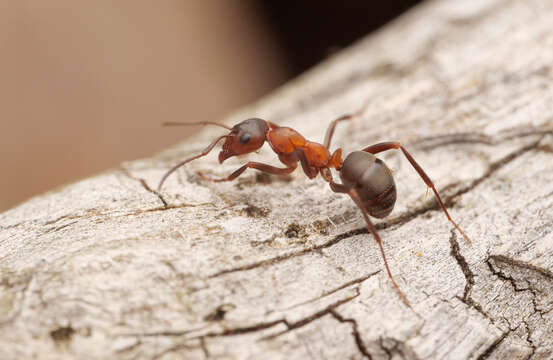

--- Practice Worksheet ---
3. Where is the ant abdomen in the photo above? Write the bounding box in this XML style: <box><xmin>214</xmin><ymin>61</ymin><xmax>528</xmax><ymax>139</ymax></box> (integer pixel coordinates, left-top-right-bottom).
<box><xmin>340</xmin><ymin>151</ymin><xmax>397</xmax><ymax>219</ymax></box>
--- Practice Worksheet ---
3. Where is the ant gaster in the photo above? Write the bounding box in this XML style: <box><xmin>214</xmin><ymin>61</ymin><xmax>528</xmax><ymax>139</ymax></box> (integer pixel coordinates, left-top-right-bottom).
<box><xmin>158</xmin><ymin>116</ymin><xmax>471</xmax><ymax>306</ymax></box>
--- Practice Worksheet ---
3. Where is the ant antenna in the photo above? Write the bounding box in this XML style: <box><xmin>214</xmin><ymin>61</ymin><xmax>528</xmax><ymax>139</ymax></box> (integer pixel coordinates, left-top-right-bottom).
<box><xmin>162</xmin><ymin>121</ymin><xmax>232</xmax><ymax>130</ymax></box>
<box><xmin>157</xmin><ymin>135</ymin><xmax>228</xmax><ymax>191</ymax></box>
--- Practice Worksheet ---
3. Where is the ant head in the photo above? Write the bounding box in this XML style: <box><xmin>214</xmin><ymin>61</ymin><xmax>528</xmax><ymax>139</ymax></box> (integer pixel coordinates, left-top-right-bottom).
<box><xmin>219</xmin><ymin>118</ymin><xmax>269</xmax><ymax>163</ymax></box>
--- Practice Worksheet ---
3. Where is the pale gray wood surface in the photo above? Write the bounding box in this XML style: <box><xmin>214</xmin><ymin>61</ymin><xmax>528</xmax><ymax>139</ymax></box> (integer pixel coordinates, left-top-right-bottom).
<box><xmin>2</xmin><ymin>0</ymin><xmax>553</xmax><ymax>359</ymax></box>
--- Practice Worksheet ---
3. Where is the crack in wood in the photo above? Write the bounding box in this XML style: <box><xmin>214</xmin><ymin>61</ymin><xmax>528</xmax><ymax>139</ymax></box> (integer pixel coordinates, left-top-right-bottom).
<box><xmin>378</xmin><ymin>337</ymin><xmax>416</xmax><ymax>360</ymax></box>
<box><xmin>522</xmin><ymin>320</ymin><xmax>537</xmax><ymax>360</ymax></box>
<box><xmin>201</xmin><ymin>319</ymin><xmax>288</xmax><ymax>339</ymax></box>
<box><xmin>489</xmin><ymin>255</ymin><xmax>553</xmax><ymax>281</ymax></box>
<box><xmin>447</xmin><ymin>230</ymin><xmax>496</xmax><ymax>325</ymax></box>
<box><xmin>43</xmin><ymin>220</ymin><xmax>79</xmax><ymax>234</ymax></box>
<box><xmin>121</xmin><ymin>319</ymin><xmax>288</xmax><ymax>345</ymax></box>
<box><xmin>0</xmin><ymin>221</ymin><xmax>25</xmax><ymax>230</ymax></box>
<box><xmin>40</xmin><ymin>202</ymin><xmax>212</xmax><ymax>232</ymax></box>
<box><xmin>412</xmin><ymin>124</ymin><xmax>553</xmax><ymax>152</ymax></box>
<box><xmin>208</xmin><ymin>227</ymin><xmax>374</xmax><ymax>278</ymax></box>
<box><xmin>379</xmin><ymin>337</ymin><xmax>394</xmax><ymax>360</ymax></box>
<box><xmin>261</xmin><ymin>291</ymin><xmax>360</xmax><ymax>341</ymax></box>
<box><xmin>330</xmin><ymin>309</ymin><xmax>373</xmax><ymax>360</ymax></box>
<box><xmin>122</xmin><ymin>202</ymin><xmax>214</xmax><ymax>216</ymax></box>
<box><xmin>114</xmin><ymin>338</ymin><xmax>142</xmax><ymax>355</ymax></box>
<box><xmin>486</xmin><ymin>255</ymin><xmax>553</xmax><ymax>317</ymax></box>
<box><xmin>45</xmin><ymin>213</ymin><xmax>80</xmax><ymax>226</ymax></box>
<box><xmin>121</xmin><ymin>277</ymin><xmax>373</xmax><ymax>355</ymax></box>
<box><xmin>150</xmin><ymin>340</ymin><xmax>203</xmax><ymax>360</ymax></box>
<box><xmin>476</xmin><ymin>329</ymin><xmax>510</xmax><ymax>360</ymax></box>
<box><xmin>478</xmin><ymin>254</ymin><xmax>553</xmax><ymax>354</ymax></box>
<box><xmin>141</xmin><ymin>294</ymin><xmax>375</xmax><ymax>360</ymax></box>
<box><xmin>448</xmin><ymin>229</ymin><xmax>474</xmax><ymax>302</ymax></box>
<box><xmin>441</xmin><ymin>137</ymin><xmax>545</xmax><ymax>208</ymax></box>
<box><xmin>119</xmin><ymin>168</ymin><xmax>168</xmax><ymax>208</ymax></box>
<box><xmin>199</xmin><ymin>337</ymin><xmax>209</xmax><ymax>359</ymax></box>
<box><xmin>266</xmin><ymin>271</ymin><xmax>380</xmax><ymax>314</ymax></box>
<box><xmin>119</xmin><ymin>326</ymin><xmax>208</xmax><ymax>338</ymax></box>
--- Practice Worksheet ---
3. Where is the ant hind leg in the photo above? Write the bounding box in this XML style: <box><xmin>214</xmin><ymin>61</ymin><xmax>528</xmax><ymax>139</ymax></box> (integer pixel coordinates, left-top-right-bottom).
<box><xmin>362</xmin><ymin>141</ymin><xmax>471</xmax><ymax>245</ymax></box>
<box><xmin>348</xmin><ymin>188</ymin><xmax>411</xmax><ymax>307</ymax></box>
<box><xmin>324</xmin><ymin>168</ymin><xmax>410</xmax><ymax>306</ymax></box>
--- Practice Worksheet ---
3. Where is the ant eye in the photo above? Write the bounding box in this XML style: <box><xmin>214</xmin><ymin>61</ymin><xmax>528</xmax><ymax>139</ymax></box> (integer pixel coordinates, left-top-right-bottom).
<box><xmin>240</xmin><ymin>133</ymin><xmax>251</xmax><ymax>144</ymax></box>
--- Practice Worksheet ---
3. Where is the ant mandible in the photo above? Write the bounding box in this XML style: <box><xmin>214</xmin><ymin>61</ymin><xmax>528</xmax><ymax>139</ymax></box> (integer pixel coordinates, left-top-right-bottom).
<box><xmin>157</xmin><ymin>116</ymin><xmax>471</xmax><ymax>306</ymax></box>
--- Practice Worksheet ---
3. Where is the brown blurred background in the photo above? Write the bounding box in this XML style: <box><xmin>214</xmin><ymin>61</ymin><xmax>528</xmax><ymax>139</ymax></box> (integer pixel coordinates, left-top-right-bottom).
<box><xmin>3</xmin><ymin>0</ymin><xmax>419</xmax><ymax>212</ymax></box>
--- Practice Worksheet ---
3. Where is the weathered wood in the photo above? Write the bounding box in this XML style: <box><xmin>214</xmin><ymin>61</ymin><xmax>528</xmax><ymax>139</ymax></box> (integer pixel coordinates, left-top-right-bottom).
<box><xmin>2</xmin><ymin>0</ymin><xmax>553</xmax><ymax>359</ymax></box>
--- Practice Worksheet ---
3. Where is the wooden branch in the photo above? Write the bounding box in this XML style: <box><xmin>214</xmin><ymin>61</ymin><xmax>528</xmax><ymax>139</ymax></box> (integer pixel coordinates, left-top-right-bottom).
<box><xmin>2</xmin><ymin>0</ymin><xmax>553</xmax><ymax>359</ymax></box>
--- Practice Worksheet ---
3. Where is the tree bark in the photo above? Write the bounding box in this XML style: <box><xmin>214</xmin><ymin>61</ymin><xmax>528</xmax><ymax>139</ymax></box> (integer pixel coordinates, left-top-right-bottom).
<box><xmin>2</xmin><ymin>0</ymin><xmax>553</xmax><ymax>359</ymax></box>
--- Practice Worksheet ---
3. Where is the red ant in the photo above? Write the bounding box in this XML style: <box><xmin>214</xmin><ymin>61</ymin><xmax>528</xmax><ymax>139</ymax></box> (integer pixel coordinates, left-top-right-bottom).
<box><xmin>157</xmin><ymin>116</ymin><xmax>471</xmax><ymax>306</ymax></box>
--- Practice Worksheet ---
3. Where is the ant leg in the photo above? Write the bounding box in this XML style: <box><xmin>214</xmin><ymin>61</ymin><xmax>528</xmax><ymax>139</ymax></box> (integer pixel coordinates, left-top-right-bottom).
<box><xmin>198</xmin><ymin>162</ymin><xmax>296</xmax><ymax>182</ymax></box>
<box><xmin>293</xmin><ymin>149</ymin><xmax>318</xmax><ymax>179</ymax></box>
<box><xmin>158</xmin><ymin>135</ymin><xmax>227</xmax><ymax>191</ymax></box>
<box><xmin>362</xmin><ymin>142</ymin><xmax>471</xmax><ymax>245</ymax></box>
<box><xmin>348</xmin><ymin>188</ymin><xmax>411</xmax><ymax>306</ymax></box>
<box><xmin>323</xmin><ymin>114</ymin><xmax>354</xmax><ymax>149</ymax></box>
<box><xmin>323</xmin><ymin>169</ymin><xmax>410</xmax><ymax>306</ymax></box>
<box><xmin>320</xmin><ymin>168</ymin><xmax>348</xmax><ymax>193</ymax></box>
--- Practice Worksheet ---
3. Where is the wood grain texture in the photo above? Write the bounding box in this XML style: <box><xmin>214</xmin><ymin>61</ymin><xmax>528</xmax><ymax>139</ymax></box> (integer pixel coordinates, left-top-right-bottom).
<box><xmin>1</xmin><ymin>0</ymin><xmax>553</xmax><ymax>359</ymax></box>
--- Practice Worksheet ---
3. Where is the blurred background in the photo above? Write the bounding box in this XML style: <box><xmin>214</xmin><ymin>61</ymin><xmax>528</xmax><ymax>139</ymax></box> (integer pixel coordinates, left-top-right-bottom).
<box><xmin>3</xmin><ymin>0</ymin><xmax>420</xmax><ymax>212</ymax></box>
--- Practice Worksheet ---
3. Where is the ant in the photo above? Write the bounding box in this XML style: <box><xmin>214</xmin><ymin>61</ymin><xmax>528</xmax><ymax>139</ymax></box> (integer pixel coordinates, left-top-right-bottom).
<box><xmin>157</xmin><ymin>116</ymin><xmax>471</xmax><ymax>306</ymax></box>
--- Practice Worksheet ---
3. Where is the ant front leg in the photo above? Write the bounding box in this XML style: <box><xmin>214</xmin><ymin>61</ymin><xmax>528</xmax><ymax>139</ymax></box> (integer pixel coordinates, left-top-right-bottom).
<box><xmin>322</xmin><ymin>169</ymin><xmax>410</xmax><ymax>307</ymax></box>
<box><xmin>197</xmin><ymin>162</ymin><xmax>296</xmax><ymax>182</ymax></box>
<box><xmin>362</xmin><ymin>142</ymin><xmax>471</xmax><ymax>245</ymax></box>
